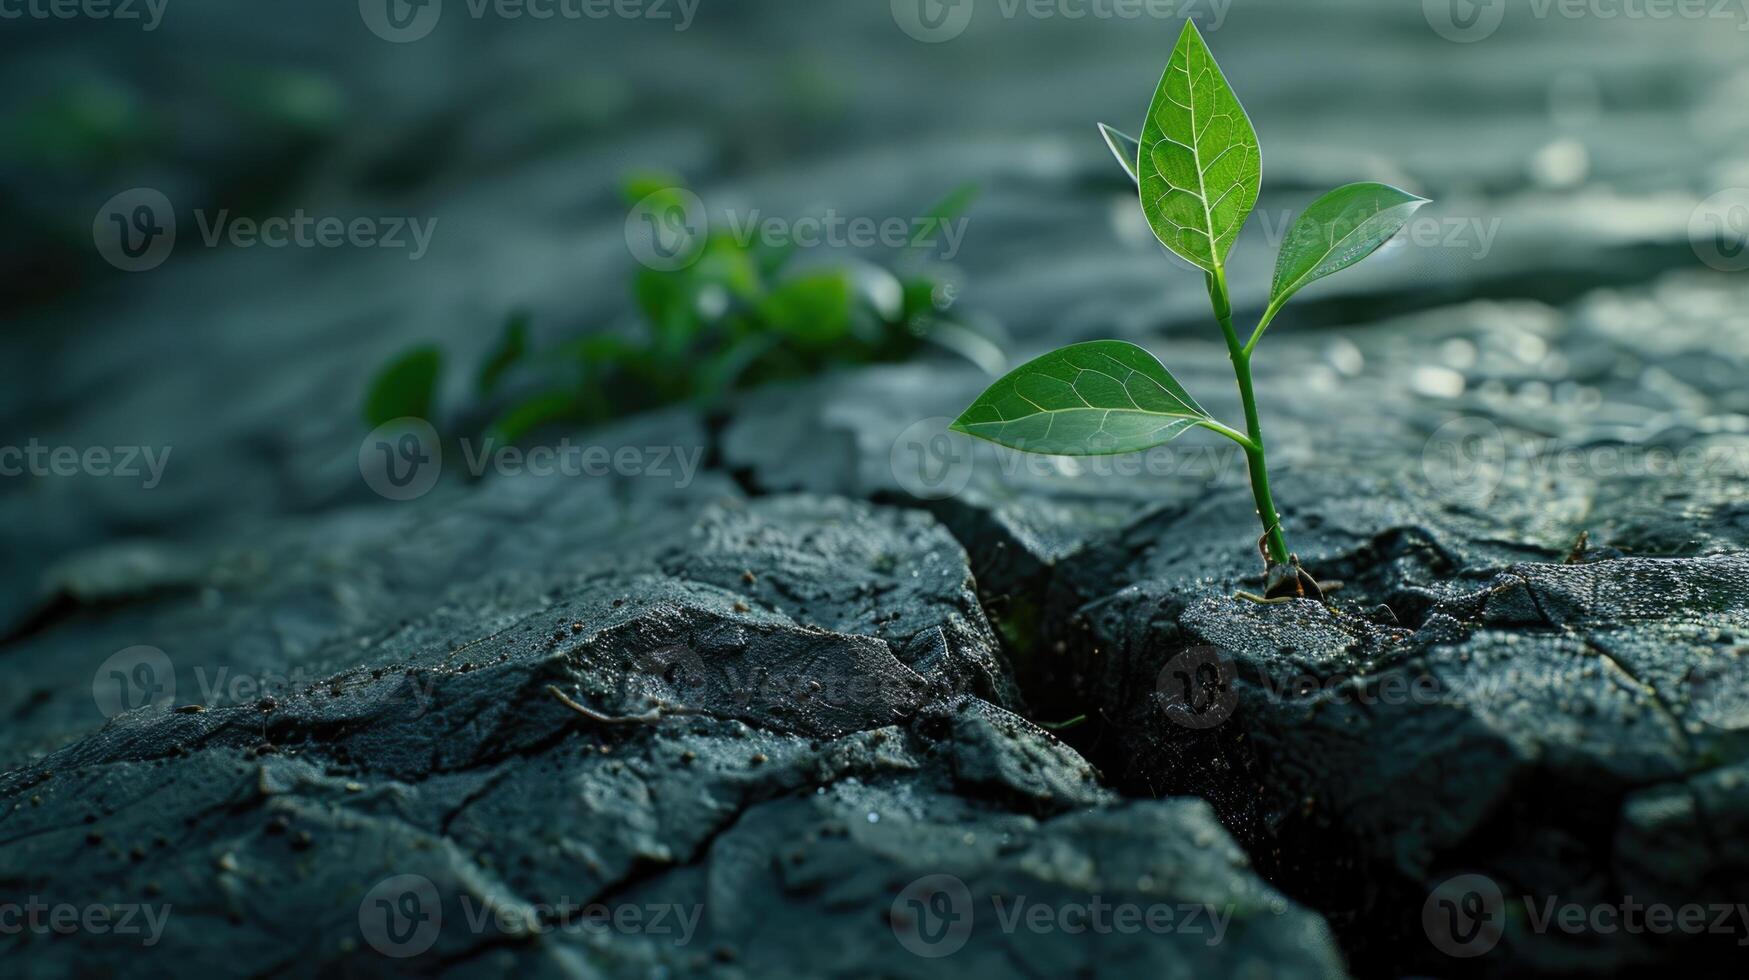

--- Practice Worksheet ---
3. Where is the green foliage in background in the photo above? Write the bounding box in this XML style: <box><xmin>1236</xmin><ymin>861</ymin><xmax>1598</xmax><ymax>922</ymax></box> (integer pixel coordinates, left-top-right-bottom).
<box><xmin>365</xmin><ymin>176</ymin><xmax>988</xmax><ymax>442</ymax></box>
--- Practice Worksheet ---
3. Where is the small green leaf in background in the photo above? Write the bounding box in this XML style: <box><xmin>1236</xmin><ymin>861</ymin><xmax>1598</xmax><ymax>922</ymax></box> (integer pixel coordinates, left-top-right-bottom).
<box><xmin>1097</xmin><ymin>123</ymin><xmax>1141</xmax><ymax>186</ymax></box>
<box><xmin>757</xmin><ymin>271</ymin><xmax>853</xmax><ymax>344</ymax></box>
<box><xmin>621</xmin><ymin>170</ymin><xmax>686</xmax><ymax>205</ymax></box>
<box><xmin>364</xmin><ymin>345</ymin><xmax>442</xmax><ymax>428</ymax></box>
<box><xmin>487</xmin><ymin>391</ymin><xmax>578</xmax><ymax>445</ymax></box>
<box><xmin>1269</xmin><ymin>182</ymin><xmax>1429</xmax><ymax>308</ymax></box>
<box><xmin>911</xmin><ymin>182</ymin><xmax>981</xmax><ymax>249</ymax></box>
<box><xmin>1139</xmin><ymin>21</ymin><xmax>1261</xmax><ymax>272</ymax></box>
<box><xmin>951</xmin><ymin>340</ymin><xmax>1212</xmax><ymax>456</ymax></box>
<box><xmin>476</xmin><ymin>311</ymin><xmax>529</xmax><ymax>395</ymax></box>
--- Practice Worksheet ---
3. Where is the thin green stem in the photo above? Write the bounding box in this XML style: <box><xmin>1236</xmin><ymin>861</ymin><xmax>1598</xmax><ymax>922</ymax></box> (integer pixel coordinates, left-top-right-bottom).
<box><xmin>1197</xmin><ymin>419</ymin><xmax>1257</xmax><ymax>453</ymax></box>
<box><xmin>1208</xmin><ymin>268</ymin><xmax>1290</xmax><ymax>567</ymax></box>
<box><xmin>1242</xmin><ymin>298</ymin><xmax>1284</xmax><ymax>358</ymax></box>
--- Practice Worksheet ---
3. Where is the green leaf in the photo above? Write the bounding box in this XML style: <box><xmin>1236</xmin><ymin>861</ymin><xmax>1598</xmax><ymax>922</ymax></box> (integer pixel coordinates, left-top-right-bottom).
<box><xmin>1269</xmin><ymin>182</ymin><xmax>1429</xmax><ymax>308</ymax></box>
<box><xmin>621</xmin><ymin>170</ymin><xmax>686</xmax><ymax>205</ymax></box>
<box><xmin>476</xmin><ymin>311</ymin><xmax>529</xmax><ymax>396</ymax></box>
<box><xmin>1138</xmin><ymin>21</ymin><xmax>1261</xmax><ymax>273</ymax></box>
<box><xmin>950</xmin><ymin>340</ymin><xmax>1213</xmax><ymax>456</ymax></box>
<box><xmin>757</xmin><ymin>271</ymin><xmax>853</xmax><ymax>345</ymax></box>
<box><xmin>911</xmin><ymin>182</ymin><xmax>980</xmax><ymax>248</ymax></box>
<box><xmin>487</xmin><ymin>391</ymin><xmax>578</xmax><ymax>445</ymax></box>
<box><xmin>364</xmin><ymin>345</ymin><xmax>442</xmax><ymax>428</ymax></box>
<box><xmin>1097</xmin><ymin>123</ymin><xmax>1141</xmax><ymax>186</ymax></box>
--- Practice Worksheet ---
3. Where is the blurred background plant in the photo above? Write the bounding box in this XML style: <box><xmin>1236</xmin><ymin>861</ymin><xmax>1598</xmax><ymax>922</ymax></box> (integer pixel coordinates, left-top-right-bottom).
<box><xmin>364</xmin><ymin>175</ymin><xmax>1000</xmax><ymax>445</ymax></box>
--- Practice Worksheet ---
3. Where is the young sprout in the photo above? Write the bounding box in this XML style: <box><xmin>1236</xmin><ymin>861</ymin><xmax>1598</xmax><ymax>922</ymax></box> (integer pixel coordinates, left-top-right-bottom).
<box><xmin>951</xmin><ymin>21</ymin><xmax>1428</xmax><ymax>599</ymax></box>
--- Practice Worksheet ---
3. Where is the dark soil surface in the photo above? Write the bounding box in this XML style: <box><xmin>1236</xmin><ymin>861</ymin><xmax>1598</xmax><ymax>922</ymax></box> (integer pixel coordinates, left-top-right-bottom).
<box><xmin>5</xmin><ymin>2</ymin><xmax>1749</xmax><ymax>976</ymax></box>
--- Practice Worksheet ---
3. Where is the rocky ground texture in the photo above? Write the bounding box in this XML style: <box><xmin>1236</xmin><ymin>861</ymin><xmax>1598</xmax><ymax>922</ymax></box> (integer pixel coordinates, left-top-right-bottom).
<box><xmin>6</xmin><ymin>1</ymin><xmax>1749</xmax><ymax>976</ymax></box>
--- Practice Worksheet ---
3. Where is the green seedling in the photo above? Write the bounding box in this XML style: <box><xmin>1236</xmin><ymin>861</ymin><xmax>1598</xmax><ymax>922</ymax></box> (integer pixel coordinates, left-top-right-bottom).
<box><xmin>951</xmin><ymin>21</ymin><xmax>1428</xmax><ymax>599</ymax></box>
